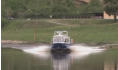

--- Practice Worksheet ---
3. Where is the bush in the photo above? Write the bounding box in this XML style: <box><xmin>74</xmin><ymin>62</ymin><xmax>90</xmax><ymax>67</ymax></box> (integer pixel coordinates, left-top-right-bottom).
<box><xmin>1</xmin><ymin>18</ymin><xmax>9</xmax><ymax>29</ymax></box>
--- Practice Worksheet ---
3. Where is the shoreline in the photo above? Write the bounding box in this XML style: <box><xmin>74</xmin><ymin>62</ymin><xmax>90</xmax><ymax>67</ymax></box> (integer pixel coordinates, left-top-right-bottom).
<box><xmin>1</xmin><ymin>40</ymin><xmax>118</xmax><ymax>49</ymax></box>
<box><xmin>1</xmin><ymin>40</ymin><xmax>50</xmax><ymax>45</ymax></box>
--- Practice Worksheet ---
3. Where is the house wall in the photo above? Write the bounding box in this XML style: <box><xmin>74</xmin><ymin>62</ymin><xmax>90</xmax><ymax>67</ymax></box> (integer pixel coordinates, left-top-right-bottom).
<box><xmin>104</xmin><ymin>60</ymin><xmax>118</xmax><ymax>70</ymax></box>
<box><xmin>104</xmin><ymin>11</ymin><xmax>118</xmax><ymax>19</ymax></box>
<box><xmin>80</xmin><ymin>0</ymin><xmax>90</xmax><ymax>2</ymax></box>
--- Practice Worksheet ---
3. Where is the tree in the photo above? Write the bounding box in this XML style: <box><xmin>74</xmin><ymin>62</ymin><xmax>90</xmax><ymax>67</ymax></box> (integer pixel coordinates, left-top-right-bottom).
<box><xmin>2</xmin><ymin>0</ymin><xmax>75</xmax><ymax>18</ymax></box>
<box><xmin>50</xmin><ymin>0</ymin><xmax>75</xmax><ymax>16</ymax></box>
<box><xmin>78</xmin><ymin>0</ymin><xmax>103</xmax><ymax>14</ymax></box>
<box><xmin>87</xmin><ymin>0</ymin><xmax>103</xmax><ymax>13</ymax></box>
<box><xmin>104</xmin><ymin>0</ymin><xmax>118</xmax><ymax>22</ymax></box>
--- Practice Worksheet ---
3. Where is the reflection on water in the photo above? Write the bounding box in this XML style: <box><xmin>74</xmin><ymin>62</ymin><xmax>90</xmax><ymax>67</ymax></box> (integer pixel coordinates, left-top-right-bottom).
<box><xmin>1</xmin><ymin>45</ymin><xmax>118</xmax><ymax>70</ymax></box>
<box><xmin>104</xmin><ymin>58</ymin><xmax>118</xmax><ymax>70</ymax></box>
<box><xmin>51</xmin><ymin>53</ymin><xmax>71</xmax><ymax>70</ymax></box>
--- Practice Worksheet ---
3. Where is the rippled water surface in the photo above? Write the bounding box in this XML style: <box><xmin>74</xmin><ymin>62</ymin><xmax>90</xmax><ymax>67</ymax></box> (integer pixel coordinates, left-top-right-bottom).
<box><xmin>1</xmin><ymin>44</ymin><xmax>118</xmax><ymax>70</ymax></box>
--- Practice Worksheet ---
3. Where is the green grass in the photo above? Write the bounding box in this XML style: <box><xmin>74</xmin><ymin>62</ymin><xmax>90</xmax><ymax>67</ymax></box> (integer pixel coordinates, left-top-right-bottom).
<box><xmin>2</xmin><ymin>19</ymin><xmax>118</xmax><ymax>44</ymax></box>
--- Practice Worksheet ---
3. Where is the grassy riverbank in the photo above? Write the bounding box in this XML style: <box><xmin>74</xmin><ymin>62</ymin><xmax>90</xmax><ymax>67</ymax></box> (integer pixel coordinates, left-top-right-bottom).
<box><xmin>2</xmin><ymin>19</ymin><xmax>118</xmax><ymax>44</ymax></box>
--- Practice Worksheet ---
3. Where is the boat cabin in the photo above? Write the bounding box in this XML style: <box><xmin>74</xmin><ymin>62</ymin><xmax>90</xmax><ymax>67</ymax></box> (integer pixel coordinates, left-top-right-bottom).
<box><xmin>52</xmin><ymin>31</ymin><xmax>72</xmax><ymax>45</ymax></box>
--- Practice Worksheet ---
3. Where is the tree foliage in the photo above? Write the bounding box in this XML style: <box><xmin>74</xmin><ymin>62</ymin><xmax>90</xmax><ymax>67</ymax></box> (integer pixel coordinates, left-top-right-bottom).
<box><xmin>78</xmin><ymin>0</ymin><xmax>103</xmax><ymax>14</ymax></box>
<box><xmin>2</xmin><ymin>0</ymin><xmax>103</xmax><ymax>18</ymax></box>
<box><xmin>2</xmin><ymin>0</ymin><xmax>75</xmax><ymax>18</ymax></box>
<box><xmin>104</xmin><ymin>0</ymin><xmax>118</xmax><ymax>22</ymax></box>
<box><xmin>87</xmin><ymin>0</ymin><xmax>103</xmax><ymax>13</ymax></box>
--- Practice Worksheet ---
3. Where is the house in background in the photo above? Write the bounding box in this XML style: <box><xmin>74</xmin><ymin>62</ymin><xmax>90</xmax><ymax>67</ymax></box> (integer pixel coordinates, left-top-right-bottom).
<box><xmin>77</xmin><ymin>0</ymin><xmax>118</xmax><ymax>19</ymax></box>
<box><xmin>104</xmin><ymin>11</ymin><xmax>118</xmax><ymax>19</ymax></box>
<box><xmin>104</xmin><ymin>59</ymin><xmax>118</xmax><ymax>70</ymax></box>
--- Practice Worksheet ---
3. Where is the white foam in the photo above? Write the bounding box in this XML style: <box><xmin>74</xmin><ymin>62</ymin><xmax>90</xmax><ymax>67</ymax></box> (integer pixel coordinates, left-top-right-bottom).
<box><xmin>70</xmin><ymin>44</ymin><xmax>103</xmax><ymax>52</ymax></box>
<box><xmin>23</xmin><ymin>45</ymin><xmax>51</xmax><ymax>58</ymax></box>
<box><xmin>69</xmin><ymin>44</ymin><xmax>104</xmax><ymax>59</ymax></box>
<box><xmin>23</xmin><ymin>45</ymin><xmax>50</xmax><ymax>52</ymax></box>
<box><xmin>23</xmin><ymin>44</ymin><xmax>104</xmax><ymax>59</ymax></box>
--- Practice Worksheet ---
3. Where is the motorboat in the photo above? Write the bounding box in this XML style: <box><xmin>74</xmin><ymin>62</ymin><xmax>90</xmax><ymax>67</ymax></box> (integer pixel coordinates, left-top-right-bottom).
<box><xmin>51</xmin><ymin>31</ymin><xmax>72</xmax><ymax>53</ymax></box>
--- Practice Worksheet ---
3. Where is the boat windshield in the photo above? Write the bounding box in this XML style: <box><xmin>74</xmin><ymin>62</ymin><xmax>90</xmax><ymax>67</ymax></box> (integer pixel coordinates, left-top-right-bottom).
<box><xmin>54</xmin><ymin>31</ymin><xmax>68</xmax><ymax>36</ymax></box>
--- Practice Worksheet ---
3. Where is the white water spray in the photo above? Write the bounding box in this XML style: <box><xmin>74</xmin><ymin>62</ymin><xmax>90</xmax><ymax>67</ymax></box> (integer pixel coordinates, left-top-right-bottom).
<box><xmin>23</xmin><ymin>45</ymin><xmax>51</xmax><ymax>58</ymax></box>
<box><xmin>69</xmin><ymin>44</ymin><xmax>104</xmax><ymax>59</ymax></box>
<box><xmin>23</xmin><ymin>44</ymin><xmax>104</xmax><ymax>59</ymax></box>
<box><xmin>70</xmin><ymin>44</ymin><xmax>103</xmax><ymax>53</ymax></box>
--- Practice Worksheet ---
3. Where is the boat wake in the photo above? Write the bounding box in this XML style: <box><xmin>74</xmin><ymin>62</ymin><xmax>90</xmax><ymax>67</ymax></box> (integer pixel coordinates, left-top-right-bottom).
<box><xmin>69</xmin><ymin>44</ymin><xmax>104</xmax><ymax>59</ymax></box>
<box><xmin>22</xmin><ymin>44</ymin><xmax>104</xmax><ymax>59</ymax></box>
<box><xmin>23</xmin><ymin>45</ymin><xmax>51</xmax><ymax>58</ymax></box>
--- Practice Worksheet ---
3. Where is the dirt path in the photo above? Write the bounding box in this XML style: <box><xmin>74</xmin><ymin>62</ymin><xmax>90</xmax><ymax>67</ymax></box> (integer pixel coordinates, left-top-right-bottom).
<box><xmin>2</xmin><ymin>40</ymin><xmax>118</xmax><ymax>49</ymax></box>
<box><xmin>1</xmin><ymin>40</ymin><xmax>50</xmax><ymax>49</ymax></box>
<box><xmin>46</xmin><ymin>19</ymin><xmax>72</xmax><ymax>26</ymax></box>
<box><xmin>1</xmin><ymin>40</ymin><xmax>27</xmax><ymax>44</ymax></box>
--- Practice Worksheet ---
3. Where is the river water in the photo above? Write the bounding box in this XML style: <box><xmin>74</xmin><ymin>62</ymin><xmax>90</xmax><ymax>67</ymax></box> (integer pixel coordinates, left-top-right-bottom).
<box><xmin>1</xmin><ymin>44</ymin><xmax>118</xmax><ymax>70</ymax></box>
